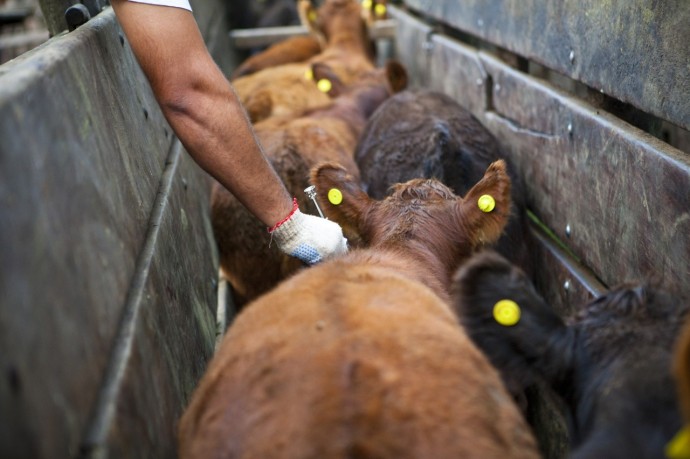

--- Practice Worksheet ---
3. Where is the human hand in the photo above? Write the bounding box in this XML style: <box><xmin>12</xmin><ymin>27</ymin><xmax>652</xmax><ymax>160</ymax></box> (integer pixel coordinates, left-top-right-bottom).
<box><xmin>270</xmin><ymin>207</ymin><xmax>348</xmax><ymax>265</ymax></box>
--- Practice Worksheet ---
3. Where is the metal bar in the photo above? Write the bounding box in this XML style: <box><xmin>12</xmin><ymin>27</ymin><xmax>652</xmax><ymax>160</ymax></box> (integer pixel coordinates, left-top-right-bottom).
<box><xmin>0</xmin><ymin>30</ymin><xmax>48</xmax><ymax>50</ymax></box>
<box><xmin>230</xmin><ymin>19</ymin><xmax>397</xmax><ymax>49</ymax></box>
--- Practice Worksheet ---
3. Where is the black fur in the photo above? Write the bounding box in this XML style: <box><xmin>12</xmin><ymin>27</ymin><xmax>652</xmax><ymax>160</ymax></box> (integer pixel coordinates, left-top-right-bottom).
<box><xmin>453</xmin><ymin>251</ymin><xmax>688</xmax><ymax>459</ymax></box>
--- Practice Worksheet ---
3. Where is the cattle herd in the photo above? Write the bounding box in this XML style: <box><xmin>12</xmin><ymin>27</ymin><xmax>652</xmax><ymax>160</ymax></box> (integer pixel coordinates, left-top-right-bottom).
<box><xmin>179</xmin><ymin>1</ymin><xmax>690</xmax><ymax>458</ymax></box>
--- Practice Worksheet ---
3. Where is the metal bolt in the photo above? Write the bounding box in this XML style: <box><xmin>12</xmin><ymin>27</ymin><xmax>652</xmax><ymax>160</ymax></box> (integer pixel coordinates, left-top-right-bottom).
<box><xmin>304</xmin><ymin>186</ymin><xmax>324</xmax><ymax>218</ymax></box>
<box><xmin>564</xmin><ymin>280</ymin><xmax>571</xmax><ymax>291</ymax></box>
<box><xmin>569</xmin><ymin>50</ymin><xmax>575</xmax><ymax>63</ymax></box>
<box><xmin>565</xmin><ymin>224</ymin><xmax>572</xmax><ymax>237</ymax></box>
<box><xmin>567</xmin><ymin>122</ymin><xmax>573</xmax><ymax>136</ymax></box>
<box><xmin>65</xmin><ymin>4</ymin><xmax>91</xmax><ymax>31</ymax></box>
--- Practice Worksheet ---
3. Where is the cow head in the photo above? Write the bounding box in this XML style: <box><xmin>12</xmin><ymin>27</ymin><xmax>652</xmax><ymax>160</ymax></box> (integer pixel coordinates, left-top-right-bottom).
<box><xmin>310</xmin><ymin>160</ymin><xmax>512</xmax><ymax>286</ymax></box>
<box><xmin>452</xmin><ymin>250</ymin><xmax>688</xmax><ymax>459</ymax></box>
<box><xmin>300</xmin><ymin>0</ymin><xmax>369</xmax><ymax>45</ymax></box>
<box><xmin>360</xmin><ymin>0</ymin><xmax>388</xmax><ymax>25</ymax></box>
<box><xmin>309</xmin><ymin>59</ymin><xmax>407</xmax><ymax>99</ymax></box>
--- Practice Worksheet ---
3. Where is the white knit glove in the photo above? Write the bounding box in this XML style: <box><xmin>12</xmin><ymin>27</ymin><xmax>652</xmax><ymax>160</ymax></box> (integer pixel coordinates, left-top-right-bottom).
<box><xmin>269</xmin><ymin>204</ymin><xmax>348</xmax><ymax>265</ymax></box>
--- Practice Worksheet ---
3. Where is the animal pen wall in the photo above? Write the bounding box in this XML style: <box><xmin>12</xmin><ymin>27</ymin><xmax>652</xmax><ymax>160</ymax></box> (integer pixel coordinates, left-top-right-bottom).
<box><xmin>0</xmin><ymin>0</ymin><xmax>688</xmax><ymax>458</ymax></box>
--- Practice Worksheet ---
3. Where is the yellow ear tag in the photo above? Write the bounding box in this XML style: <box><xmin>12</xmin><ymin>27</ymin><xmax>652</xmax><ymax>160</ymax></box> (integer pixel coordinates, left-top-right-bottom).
<box><xmin>317</xmin><ymin>78</ymin><xmax>332</xmax><ymax>93</ymax></box>
<box><xmin>361</xmin><ymin>0</ymin><xmax>373</xmax><ymax>10</ymax></box>
<box><xmin>666</xmin><ymin>426</ymin><xmax>690</xmax><ymax>459</ymax></box>
<box><xmin>304</xmin><ymin>68</ymin><xmax>314</xmax><ymax>80</ymax></box>
<box><xmin>328</xmin><ymin>188</ymin><xmax>343</xmax><ymax>205</ymax></box>
<box><xmin>477</xmin><ymin>194</ymin><xmax>496</xmax><ymax>213</ymax></box>
<box><xmin>308</xmin><ymin>10</ymin><xmax>317</xmax><ymax>22</ymax></box>
<box><xmin>493</xmin><ymin>300</ymin><xmax>521</xmax><ymax>326</ymax></box>
<box><xmin>375</xmin><ymin>3</ymin><xmax>387</xmax><ymax>17</ymax></box>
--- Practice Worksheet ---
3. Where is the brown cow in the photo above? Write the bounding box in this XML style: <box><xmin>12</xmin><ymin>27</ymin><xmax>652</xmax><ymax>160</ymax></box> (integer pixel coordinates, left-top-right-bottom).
<box><xmin>231</xmin><ymin>0</ymin><xmax>322</xmax><ymax>80</ymax></box>
<box><xmin>231</xmin><ymin>0</ymin><xmax>387</xmax><ymax>80</ymax></box>
<box><xmin>453</xmin><ymin>250</ymin><xmax>689</xmax><ymax>459</ymax></box>
<box><xmin>232</xmin><ymin>0</ymin><xmax>377</xmax><ymax>123</ymax></box>
<box><xmin>353</xmin><ymin>88</ymin><xmax>536</xmax><ymax>277</ymax></box>
<box><xmin>211</xmin><ymin>60</ymin><xmax>407</xmax><ymax>308</ymax></box>
<box><xmin>179</xmin><ymin>160</ymin><xmax>540</xmax><ymax>459</ymax></box>
<box><xmin>231</xmin><ymin>35</ymin><xmax>323</xmax><ymax>80</ymax></box>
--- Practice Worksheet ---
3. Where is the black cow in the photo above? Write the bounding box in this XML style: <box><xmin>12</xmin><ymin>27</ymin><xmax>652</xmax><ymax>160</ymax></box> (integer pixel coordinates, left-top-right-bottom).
<box><xmin>452</xmin><ymin>250</ymin><xmax>688</xmax><ymax>459</ymax></box>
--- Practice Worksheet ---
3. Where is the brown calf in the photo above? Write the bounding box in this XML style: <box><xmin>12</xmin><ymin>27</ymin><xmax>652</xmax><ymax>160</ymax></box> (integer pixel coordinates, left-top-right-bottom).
<box><xmin>231</xmin><ymin>0</ymin><xmax>388</xmax><ymax>80</ymax></box>
<box><xmin>179</xmin><ymin>160</ymin><xmax>540</xmax><ymax>459</ymax></box>
<box><xmin>232</xmin><ymin>0</ymin><xmax>376</xmax><ymax>123</ymax></box>
<box><xmin>231</xmin><ymin>35</ymin><xmax>323</xmax><ymax>80</ymax></box>
<box><xmin>211</xmin><ymin>61</ymin><xmax>407</xmax><ymax>308</ymax></box>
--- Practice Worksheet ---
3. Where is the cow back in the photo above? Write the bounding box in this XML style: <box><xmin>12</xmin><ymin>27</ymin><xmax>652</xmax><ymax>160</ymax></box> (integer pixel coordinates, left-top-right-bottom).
<box><xmin>178</xmin><ymin>253</ymin><xmax>540</xmax><ymax>459</ymax></box>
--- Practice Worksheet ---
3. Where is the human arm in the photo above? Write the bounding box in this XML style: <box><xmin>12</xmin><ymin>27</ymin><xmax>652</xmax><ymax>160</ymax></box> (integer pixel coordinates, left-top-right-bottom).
<box><xmin>109</xmin><ymin>1</ymin><xmax>346</xmax><ymax>262</ymax></box>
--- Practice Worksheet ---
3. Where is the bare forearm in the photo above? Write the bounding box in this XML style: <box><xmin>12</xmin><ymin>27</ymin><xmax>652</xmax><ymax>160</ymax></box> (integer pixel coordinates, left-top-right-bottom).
<box><xmin>162</xmin><ymin>77</ymin><xmax>293</xmax><ymax>227</ymax></box>
<box><xmin>110</xmin><ymin>0</ymin><xmax>292</xmax><ymax>226</ymax></box>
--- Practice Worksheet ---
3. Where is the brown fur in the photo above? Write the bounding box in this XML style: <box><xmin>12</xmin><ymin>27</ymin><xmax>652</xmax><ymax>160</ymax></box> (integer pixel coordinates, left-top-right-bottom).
<box><xmin>211</xmin><ymin>62</ymin><xmax>407</xmax><ymax>308</ymax></box>
<box><xmin>231</xmin><ymin>35</ymin><xmax>323</xmax><ymax>80</ymax></box>
<box><xmin>315</xmin><ymin>161</ymin><xmax>512</xmax><ymax>302</ymax></box>
<box><xmin>232</xmin><ymin>0</ymin><xmax>377</xmax><ymax>123</ymax></box>
<box><xmin>179</xmin><ymin>161</ymin><xmax>540</xmax><ymax>459</ymax></box>
<box><xmin>675</xmin><ymin>316</ymin><xmax>690</xmax><ymax>423</ymax></box>
<box><xmin>353</xmin><ymin>88</ymin><xmax>536</xmax><ymax>277</ymax></box>
<box><xmin>230</xmin><ymin>0</ymin><xmax>388</xmax><ymax>79</ymax></box>
<box><xmin>360</xmin><ymin>0</ymin><xmax>389</xmax><ymax>24</ymax></box>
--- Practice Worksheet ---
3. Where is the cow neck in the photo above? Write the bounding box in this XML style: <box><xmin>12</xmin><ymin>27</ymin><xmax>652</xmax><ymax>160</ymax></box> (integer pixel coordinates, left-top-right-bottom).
<box><xmin>371</xmin><ymin>245</ymin><xmax>453</xmax><ymax>304</ymax></box>
<box><xmin>313</xmin><ymin>86</ymin><xmax>389</xmax><ymax>135</ymax></box>
<box><xmin>335</xmin><ymin>85</ymin><xmax>390</xmax><ymax>120</ymax></box>
<box><xmin>324</xmin><ymin>27</ymin><xmax>371</xmax><ymax>57</ymax></box>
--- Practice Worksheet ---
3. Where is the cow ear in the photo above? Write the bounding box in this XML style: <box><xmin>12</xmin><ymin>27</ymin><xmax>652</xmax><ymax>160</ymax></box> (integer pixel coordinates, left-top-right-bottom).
<box><xmin>310</xmin><ymin>62</ymin><xmax>346</xmax><ymax>98</ymax></box>
<box><xmin>310</xmin><ymin>162</ymin><xmax>373</xmax><ymax>242</ymax></box>
<box><xmin>299</xmin><ymin>0</ymin><xmax>326</xmax><ymax>47</ymax></box>
<box><xmin>454</xmin><ymin>159</ymin><xmax>512</xmax><ymax>248</ymax></box>
<box><xmin>451</xmin><ymin>251</ymin><xmax>575</xmax><ymax>395</ymax></box>
<box><xmin>384</xmin><ymin>60</ymin><xmax>408</xmax><ymax>93</ymax></box>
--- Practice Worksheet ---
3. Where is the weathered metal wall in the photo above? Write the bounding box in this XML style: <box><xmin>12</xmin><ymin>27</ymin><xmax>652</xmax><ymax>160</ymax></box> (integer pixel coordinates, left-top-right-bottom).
<box><xmin>402</xmin><ymin>0</ymin><xmax>690</xmax><ymax>132</ymax></box>
<box><xmin>391</xmin><ymin>3</ymin><xmax>690</xmax><ymax>317</ymax></box>
<box><xmin>0</xmin><ymin>1</ymin><xmax>233</xmax><ymax>457</ymax></box>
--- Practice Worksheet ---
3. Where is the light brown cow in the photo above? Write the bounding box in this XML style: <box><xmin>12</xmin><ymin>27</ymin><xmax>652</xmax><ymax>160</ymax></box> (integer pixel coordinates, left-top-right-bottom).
<box><xmin>179</xmin><ymin>160</ymin><xmax>541</xmax><ymax>459</ymax></box>
<box><xmin>211</xmin><ymin>61</ymin><xmax>408</xmax><ymax>308</ymax></box>
<box><xmin>232</xmin><ymin>0</ymin><xmax>377</xmax><ymax>123</ymax></box>
<box><xmin>231</xmin><ymin>0</ymin><xmax>388</xmax><ymax>80</ymax></box>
